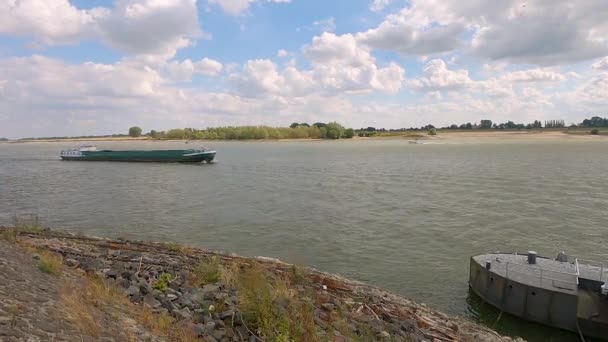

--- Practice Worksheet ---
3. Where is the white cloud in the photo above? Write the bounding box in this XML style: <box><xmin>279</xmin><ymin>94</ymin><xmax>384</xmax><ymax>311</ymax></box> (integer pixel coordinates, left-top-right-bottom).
<box><xmin>370</xmin><ymin>0</ymin><xmax>392</xmax><ymax>12</ymax></box>
<box><xmin>195</xmin><ymin>58</ymin><xmax>224</xmax><ymax>76</ymax></box>
<box><xmin>97</xmin><ymin>0</ymin><xmax>201</xmax><ymax>59</ymax></box>
<box><xmin>408</xmin><ymin>59</ymin><xmax>472</xmax><ymax>91</ymax></box>
<box><xmin>592</xmin><ymin>57</ymin><xmax>608</xmax><ymax>70</ymax></box>
<box><xmin>357</xmin><ymin>0</ymin><xmax>608</xmax><ymax>65</ymax></box>
<box><xmin>0</xmin><ymin>0</ymin><xmax>100</xmax><ymax>44</ymax></box>
<box><xmin>277</xmin><ymin>49</ymin><xmax>289</xmax><ymax>57</ymax></box>
<box><xmin>166</xmin><ymin>57</ymin><xmax>223</xmax><ymax>81</ymax></box>
<box><xmin>0</xmin><ymin>0</ymin><xmax>201</xmax><ymax>60</ymax></box>
<box><xmin>482</xmin><ymin>63</ymin><xmax>507</xmax><ymax>73</ymax></box>
<box><xmin>304</xmin><ymin>33</ymin><xmax>373</xmax><ymax>67</ymax></box>
<box><xmin>312</xmin><ymin>17</ymin><xmax>336</xmax><ymax>33</ymax></box>
<box><xmin>229</xmin><ymin>33</ymin><xmax>406</xmax><ymax>97</ymax></box>
<box><xmin>356</xmin><ymin>7</ymin><xmax>464</xmax><ymax>55</ymax></box>
<box><xmin>501</xmin><ymin>69</ymin><xmax>566</xmax><ymax>83</ymax></box>
<box><xmin>471</xmin><ymin>1</ymin><xmax>608</xmax><ymax>65</ymax></box>
<box><xmin>208</xmin><ymin>0</ymin><xmax>291</xmax><ymax>16</ymax></box>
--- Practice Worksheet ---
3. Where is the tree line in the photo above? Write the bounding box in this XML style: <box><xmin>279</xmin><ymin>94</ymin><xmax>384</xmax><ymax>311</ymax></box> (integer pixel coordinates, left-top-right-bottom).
<box><xmin>356</xmin><ymin>116</ymin><xmax>607</xmax><ymax>133</ymax></box>
<box><xmin>129</xmin><ymin>122</ymin><xmax>355</xmax><ymax>140</ymax></box>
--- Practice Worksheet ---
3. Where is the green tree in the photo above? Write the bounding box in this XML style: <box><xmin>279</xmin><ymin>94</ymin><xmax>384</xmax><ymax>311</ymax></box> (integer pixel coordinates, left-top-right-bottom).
<box><xmin>289</xmin><ymin>122</ymin><xmax>299</xmax><ymax>129</ymax></box>
<box><xmin>166</xmin><ymin>129</ymin><xmax>186</xmax><ymax>139</ymax></box>
<box><xmin>343</xmin><ymin>128</ymin><xmax>355</xmax><ymax>138</ymax></box>
<box><xmin>325</xmin><ymin>122</ymin><xmax>344</xmax><ymax>139</ymax></box>
<box><xmin>428</xmin><ymin>128</ymin><xmax>437</xmax><ymax>135</ymax></box>
<box><xmin>128</xmin><ymin>126</ymin><xmax>142</xmax><ymax>137</ymax></box>
<box><xmin>480</xmin><ymin>120</ymin><xmax>492</xmax><ymax>129</ymax></box>
<box><xmin>319</xmin><ymin>127</ymin><xmax>328</xmax><ymax>138</ymax></box>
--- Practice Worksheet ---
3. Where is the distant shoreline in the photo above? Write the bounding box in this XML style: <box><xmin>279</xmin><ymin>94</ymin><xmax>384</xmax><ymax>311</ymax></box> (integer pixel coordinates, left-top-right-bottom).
<box><xmin>4</xmin><ymin>129</ymin><xmax>606</xmax><ymax>143</ymax></box>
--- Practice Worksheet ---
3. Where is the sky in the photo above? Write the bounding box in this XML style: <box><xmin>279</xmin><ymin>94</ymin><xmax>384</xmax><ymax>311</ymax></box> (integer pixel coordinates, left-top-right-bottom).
<box><xmin>0</xmin><ymin>0</ymin><xmax>607</xmax><ymax>138</ymax></box>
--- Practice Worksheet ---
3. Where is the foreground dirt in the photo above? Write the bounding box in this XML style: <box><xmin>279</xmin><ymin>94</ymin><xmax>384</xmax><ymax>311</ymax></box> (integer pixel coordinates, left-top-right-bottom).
<box><xmin>0</xmin><ymin>238</ymin><xmax>158</xmax><ymax>341</ymax></box>
<box><xmin>0</xmin><ymin>228</ymin><xmax>521</xmax><ymax>341</ymax></box>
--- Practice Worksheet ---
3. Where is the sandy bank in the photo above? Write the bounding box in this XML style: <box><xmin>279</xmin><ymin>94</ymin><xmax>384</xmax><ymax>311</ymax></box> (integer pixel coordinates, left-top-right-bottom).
<box><xmin>12</xmin><ymin>130</ymin><xmax>605</xmax><ymax>144</ymax></box>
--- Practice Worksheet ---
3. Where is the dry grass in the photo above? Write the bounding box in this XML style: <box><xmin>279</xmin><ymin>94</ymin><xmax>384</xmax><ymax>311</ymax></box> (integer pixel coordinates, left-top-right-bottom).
<box><xmin>61</xmin><ymin>282</ymin><xmax>102</xmax><ymax>336</ymax></box>
<box><xmin>1</xmin><ymin>227</ymin><xmax>17</xmax><ymax>242</ymax></box>
<box><xmin>190</xmin><ymin>256</ymin><xmax>221</xmax><ymax>287</ymax></box>
<box><xmin>61</xmin><ymin>275</ymin><xmax>199</xmax><ymax>341</ymax></box>
<box><xmin>236</xmin><ymin>262</ymin><xmax>319</xmax><ymax>342</ymax></box>
<box><xmin>137</xmin><ymin>308</ymin><xmax>198</xmax><ymax>342</ymax></box>
<box><xmin>220</xmin><ymin>260</ymin><xmax>241</xmax><ymax>287</ymax></box>
<box><xmin>14</xmin><ymin>214</ymin><xmax>43</xmax><ymax>232</ymax></box>
<box><xmin>37</xmin><ymin>250</ymin><xmax>63</xmax><ymax>275</ymax></box>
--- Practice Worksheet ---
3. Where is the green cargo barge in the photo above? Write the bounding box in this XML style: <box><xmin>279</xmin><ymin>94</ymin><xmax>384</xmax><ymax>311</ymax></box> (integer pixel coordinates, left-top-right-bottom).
<box><xmin>60</xmin><ymin>145</ymin><xmax>216</xmax><ymax>163</ymax></box>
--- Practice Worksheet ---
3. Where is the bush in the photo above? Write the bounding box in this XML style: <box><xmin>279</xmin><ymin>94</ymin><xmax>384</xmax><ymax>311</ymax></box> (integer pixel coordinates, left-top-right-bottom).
<box><xmin>591</xmin><ymin>129</ymin><xmax>600</xmax><ymax>135</ymax></box>
<box><xmin>428</xmin><ymin>128</ymin><xmax>437</xmax><ymax>136</ymax></box>
<box><xmin>152</xmin><ymin>273</ymin><xmax>173</xmax><ymax>291</ymax></box>
<box><xmin>343</xmin><ymin>128</ymin><xmax>355</xmax><ymax>139</ymax></box>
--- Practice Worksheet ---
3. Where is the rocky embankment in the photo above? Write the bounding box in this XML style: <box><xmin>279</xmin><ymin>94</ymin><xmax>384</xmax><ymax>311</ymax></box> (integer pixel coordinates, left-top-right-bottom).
<box><xmin>0</xmin><ymin>227</ymin><xmax>521</xmax><ymax>342</ymax></box>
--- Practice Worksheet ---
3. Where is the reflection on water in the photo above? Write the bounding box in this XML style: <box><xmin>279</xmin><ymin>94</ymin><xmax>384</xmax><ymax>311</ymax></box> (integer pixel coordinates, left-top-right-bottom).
<box><xmin>2</xmin><ymin>139</ymin><xmax>608</xmax><ymax>341</ymax></box>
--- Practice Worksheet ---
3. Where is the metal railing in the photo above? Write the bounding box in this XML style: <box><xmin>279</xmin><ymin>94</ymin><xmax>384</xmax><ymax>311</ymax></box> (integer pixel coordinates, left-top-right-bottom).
<box><xmin>505</xmin><ymin>262</ymin><xmax>579</xmax><ymax>292</ymax></box>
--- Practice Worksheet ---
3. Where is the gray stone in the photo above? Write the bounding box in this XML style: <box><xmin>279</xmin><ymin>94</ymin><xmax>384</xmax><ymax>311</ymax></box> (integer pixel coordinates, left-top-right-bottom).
<box><xmin>81</xmin><ymin>258</ymin><xmax>104</xmax><ymax>272</ymax></box>
<box><xmin>143</xmin><ymin>294</ymin><xmax>161</xmax><ymax>309</ymax></box>
<box><xmin>32</xmin><ymin>254</ymin><xmax>40</xmax><ymax>260</ymax></box>
<box><xmin>187</xmin><ymin>287</ymin><xmax>217</xmax><ymax>307</ymax></box>
<box><xmin>175</xmin><ymin>307</ymin><xmax>192</xmax><ymax>321</ymax></box>
<box><xmin>130</xmin><ymin>293</ymin><xmax>142</xmax><ymax>304</ymax></box>
<box><xmin>321</xmin><ymin>303</ymin><xmax>335</xmax><ymax>311</ymax></box>
<box><xmin>167</xmin><ymin>293</ymin><xmax>178</xmax><ymax>301</ymax></box>
<box><xmin>121</xmin><ymin>270</ymin><xmax>133</xmax><ymax>280</ymax></box>
<box><xmin>152</xmin><ymin>289</ymin><xmax>164</xmax><ymax>299</ymax></box>
<box><xmin>202</xmin><ymin>284</ymin><xmax>220</xmax><ymax>295</ymax></box>
<box><xmin>214</xmin><ymin>319</ymin><xmax>225</xmax><ymax>328</ymax></box>
<box><xmin>162</xmin><ymin>299</ymin><xmax>177</xmax><ymax>312</ymax></box>
<box><xmin>205</xmin><ymin>321</ymin><xmax>216</xmax><ymax>331</ymax></box>
<box><xmin>212</xmin><ymin>329</ymin><xmax>226</xmax><ymax>340</ymax></box>
<box><xmin>106</xmin><ymin>269</ymin><xmax>118</xmax><ymax>280</ymax></box>
<box><xmin>65</xmin><ymin>258</ymin><xmax>79</xmax><ymax>267</ymax></box>
<box><xmin>169</xmin><ymin>280</ymin><xmax>182</xmax><ymax>291</ymax></box>
<box><xmin>119</xmin><ymin>278</ymin><xmax>131</xmax><ymax>289</ymax></box>
<box><xmin>127</xmin><ymin>285</ymin><xmax>140</xmax><ymax>296</ymax></box>
<box><xmin>204</xmin><ymin>336</ymin><xmax>218</xmax><ymax>342</ymax></box>
<box><xmin>220</xmin><ymin>310</ymin><xmax>234</xmax><ymax>320</ymax></box>
<box><xmin>194</xmin><ymin>323</ymin><xmax>206</xmax><ymax>337</ymax></box>
<box><xmin>139</xmin><ymin>283</ymin><xmax>152</xmax><ymax>295</ymax></box>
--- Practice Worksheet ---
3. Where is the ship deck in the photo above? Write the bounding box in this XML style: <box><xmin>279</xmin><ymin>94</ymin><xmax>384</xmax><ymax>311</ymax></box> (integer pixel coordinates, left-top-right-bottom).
<box><xmin>473</xmin><ymin>253</ymin><xmax>606</xmax><ymax>295</ymax></box>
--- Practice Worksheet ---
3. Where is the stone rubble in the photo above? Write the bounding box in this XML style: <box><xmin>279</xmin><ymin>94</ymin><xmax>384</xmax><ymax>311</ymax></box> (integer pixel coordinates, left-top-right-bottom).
<box><xmin>2</xmin><ymin>228</ymin><xmax>525</xmax><ymax>342</ymax></box>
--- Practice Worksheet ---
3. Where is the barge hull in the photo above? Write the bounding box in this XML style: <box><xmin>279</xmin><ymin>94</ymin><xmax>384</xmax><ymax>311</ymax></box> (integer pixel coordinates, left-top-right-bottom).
<box><xmin>469</xmin><ymin>256</ymin><xmax>608</xmax><ymax>340</ymax></box>
<box><xmin>60</xmin><ymin>150</ymin><xmax>215</xmax><ymax>163</ymax></box>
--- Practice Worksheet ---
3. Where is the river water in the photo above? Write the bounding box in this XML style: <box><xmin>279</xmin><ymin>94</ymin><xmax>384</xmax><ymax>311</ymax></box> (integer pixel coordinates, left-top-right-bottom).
<box><xmin>1</xmin><ymin>138</ymin><xmax>607</xmax><ymax>341</ymax></box>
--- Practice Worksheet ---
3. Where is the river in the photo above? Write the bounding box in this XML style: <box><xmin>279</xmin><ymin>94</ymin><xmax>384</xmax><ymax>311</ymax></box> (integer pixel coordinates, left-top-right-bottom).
<box><xmin>1</xmin><ymin>138</ymin><xmax>607</xmax><ymax>341</ymax></box>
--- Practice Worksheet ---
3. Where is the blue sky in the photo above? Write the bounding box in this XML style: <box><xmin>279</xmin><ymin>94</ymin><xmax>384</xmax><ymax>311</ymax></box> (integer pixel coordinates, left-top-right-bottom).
<box><xmin>0</xmin><ymin>0</ymin><xmax>607</xmax><ymax>138</ymax></box>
